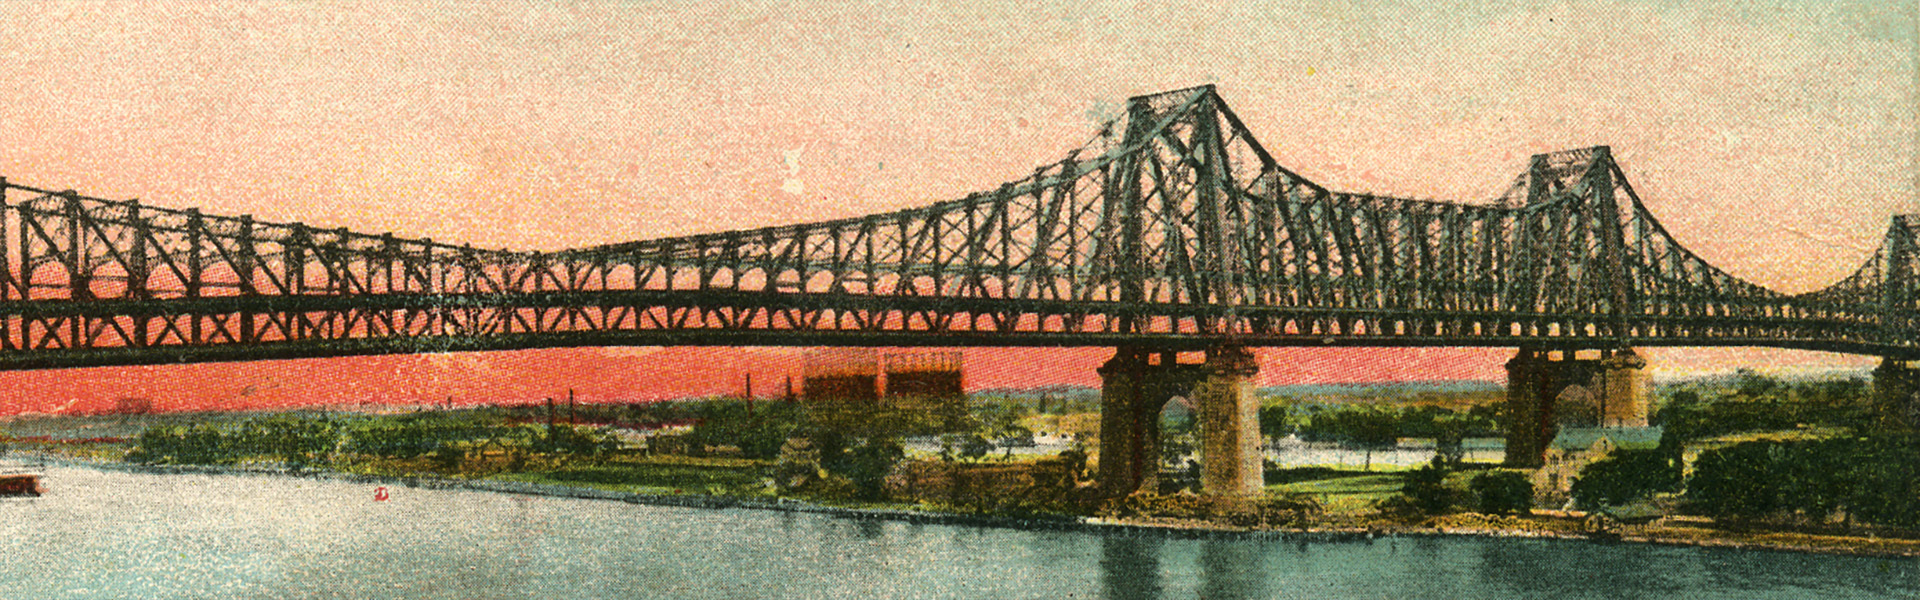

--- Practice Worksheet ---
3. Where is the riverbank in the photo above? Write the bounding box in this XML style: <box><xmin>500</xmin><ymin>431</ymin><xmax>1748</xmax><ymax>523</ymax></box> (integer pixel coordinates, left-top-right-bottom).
<box><xmin>13</xmin><ymin>450</ymin><xmax>1918</xmax><ymax>559</ymax></box>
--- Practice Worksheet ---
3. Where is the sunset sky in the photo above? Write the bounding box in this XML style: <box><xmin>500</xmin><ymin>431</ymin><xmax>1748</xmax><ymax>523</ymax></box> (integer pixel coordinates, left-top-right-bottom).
<box><xmin>0</xmin><ymin>1</ymin><xmax>1913</xmax><ymax>414</ymax></box>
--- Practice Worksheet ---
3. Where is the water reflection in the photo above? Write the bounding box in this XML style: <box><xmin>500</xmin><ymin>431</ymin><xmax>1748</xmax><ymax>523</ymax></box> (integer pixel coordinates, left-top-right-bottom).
<box><xmin>1697</xmin><ymin>544</ymin><xmax>1920</xmax><ymax>596</ymax></box>
<box><xmin>1100</xmin><ymin>535</ymin><xmax>1163</xmax><ymax>600</ymax></box>
<box><xmin>1476</xmin><ymin>538</ymin><xmax>1672</xmax><ymax>599</ymax></box>
<box><xmin>854</xmin><ymin>518</ymin><xmax>884</xmax><ymax>540</ymax></box>
<box><xmin>1198</xmin><ymin>538</ymin><xmax>1270</xmax><ymax>600</ymax></box>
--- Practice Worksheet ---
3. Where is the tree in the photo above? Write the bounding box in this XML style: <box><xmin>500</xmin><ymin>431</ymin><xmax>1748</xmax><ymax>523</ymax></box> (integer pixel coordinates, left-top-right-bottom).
<box><xmin>688</xmin><ymin>400</ymin><xmax>804</xmax><ymax>459</ymax></box>
<box><xmin>837</xmin><ymin>438</ymin><xmax>905</xmax><ymax>500</ymax></box>
<box><xmin>1570</xmin><ymin>449</ymin><xmax>1681</xmax><ymax>509</ymax></box>
<box><xmin>1686</xmin><ymin>436</ymin><xmax>1920</xmax><ymax>528</ymax></box>
<box><xmin>1687</xmin><ymin>441</ymin><xmax>1785</xmax><ymax>519</ymax></box>
<box><xmin>1843</xmin><ymin>435</ymin><xmax>1920</xmax><ymax>528</ymax></box>
<box><xmin>1257</xmin><ymin>400</ymin><xmax>1295</xmax><ymax>442</ymax></box>
<box><xmin>1314</xmin><ymin>405</ymin><xmax>1400</xmax><ymax>471</ymax></box>
<box><xmin>1431</xmin><ymin>413</ymin><xmax>1469</xmax><ymax>467</ymax></box>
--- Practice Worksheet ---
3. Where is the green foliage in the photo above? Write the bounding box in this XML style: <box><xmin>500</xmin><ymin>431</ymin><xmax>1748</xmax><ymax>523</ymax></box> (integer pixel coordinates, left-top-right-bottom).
<box><xmin>341</xmin><ymin>414</ymin><xmax>534</xmax><ymax>460</ymax></box>
<box><xmin>125</xmin><ymin>424</ymin><xmax>233</xmax><ymax>465</ymax></box>
<box><xmin>1569</xmin><ymin>449</ymin><xmax>1682</xmax><ymax>509</ymax></box>
<box><xmin>829</xmin><ymin>438</ymin><xmax>904</xmax><ymax>501</ymax></box>
<box><xmin>1398</xmin><ymin>458</ymin><xmax>1458</xmax><ymax>514</ymax></box>
<box><xmin>1257</xmin><ymin>402</ymin><xmax>1294</xmax><ymax>441</ymax></box>
<box><xmin>1654</xmin><ymin>372</ymin><xmax>1872</xmax><ymax>440</ymax></box>
<box><xmin>1273</xmin><ymin>402</ymin><xmax>1501</xmax><ymax>470</ymax></box>
<box><xmin>234</xmin><ymin>416</ymin><xmax>339</xmax><ymax>470</ymax></box>
<box><xmin>534</xmin><ymin>424</ymin><xmax>621</xmax><ymax>458</ymax></box>
<box><xmin>1841</xmin><ymin>436</ymin><xmax>1920</xmax><ymax>528</ymax></box>
<box><xmin>1686</xmin><ymin>435</ymin><xmax>1920</xmax><ymax>527</ymax></box>
<box><xmin>975</xmin><ymin>400</ymin><xmax>1035</xmax><ymax>459</ymax></box>
<box><xmin>686</xmin><ymin>401</ymin><xmax>804</xmax><ymax>459</ymax></box>
<box><xmin>126</xmin><ymin>411</ymin><xmax>617</xmax><ymax>471</ymax></box>
<box><xmin>1468</xmin><ymin>470</ymin><xmax>1534</xmax><ymax>514</ymax></box>
<box><xmin>1686</xmin><ymin>442</ymin><xmax>1780</xmax><ymax>518</ymax></box>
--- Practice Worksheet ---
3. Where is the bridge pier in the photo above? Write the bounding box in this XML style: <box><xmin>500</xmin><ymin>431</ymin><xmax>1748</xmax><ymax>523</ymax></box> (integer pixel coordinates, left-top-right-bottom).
<box><xmin>1195</xmin><ymin>346</ymin><xmax>1264</xmax><ymax>497</ymax></box>
<box><xmin>1872</xmin><ymin>358</ymin><xmax>1920</xmax><ymax>433</ymax></box>
<box><xmin>1096</xmin><ymin>346</ymin><xmax>1263</xmax><ymax>497</ymax></box>
<box><xmin>1503</xmin><ymin>347</ymin><xmax>1650</xmax><ymax>468</ymax></box>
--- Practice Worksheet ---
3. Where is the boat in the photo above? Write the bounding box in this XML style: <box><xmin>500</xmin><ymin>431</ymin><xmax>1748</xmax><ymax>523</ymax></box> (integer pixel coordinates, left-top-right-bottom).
<box><xmin>0</xmin><ymin>472</ymin><xmax>42</xmax><ymax>497</ymax></box>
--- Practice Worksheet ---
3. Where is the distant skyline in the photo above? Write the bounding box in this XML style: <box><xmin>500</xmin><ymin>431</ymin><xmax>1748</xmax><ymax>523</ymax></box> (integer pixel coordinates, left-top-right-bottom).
<box><xmin>0</xmin><ymin>1</ymin><xmax>1912</xmax><ymax>415</ymax></box>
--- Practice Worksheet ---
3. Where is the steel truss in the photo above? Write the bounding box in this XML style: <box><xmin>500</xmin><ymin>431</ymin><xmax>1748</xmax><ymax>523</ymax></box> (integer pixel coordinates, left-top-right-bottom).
<box><xmin>0</xmin><ymin>85</ymin><xmax>1912</xmax><ymax>369</ymax></box>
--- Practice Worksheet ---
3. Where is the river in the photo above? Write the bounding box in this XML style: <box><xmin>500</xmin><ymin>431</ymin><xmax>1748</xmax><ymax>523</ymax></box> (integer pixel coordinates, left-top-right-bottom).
<box><xmin>1</xmin><ymin>461</ymin><xmax>1913</xmax><ymax>599</ymax></box>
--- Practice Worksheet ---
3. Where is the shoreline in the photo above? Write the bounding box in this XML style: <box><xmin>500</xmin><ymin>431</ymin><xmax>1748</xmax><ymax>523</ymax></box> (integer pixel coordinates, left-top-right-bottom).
<box><xmin>15</xmin><ymin>452</ymin><xmax>1918</xmax><ymax>559</ymax></box>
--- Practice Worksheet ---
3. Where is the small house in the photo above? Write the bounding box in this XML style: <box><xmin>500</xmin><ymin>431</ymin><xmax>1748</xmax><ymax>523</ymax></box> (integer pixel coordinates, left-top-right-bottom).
<box><xmin>1534</xmin><ymin>426</ymin><xmax>1663</xmax><ymax>505</ymax></box>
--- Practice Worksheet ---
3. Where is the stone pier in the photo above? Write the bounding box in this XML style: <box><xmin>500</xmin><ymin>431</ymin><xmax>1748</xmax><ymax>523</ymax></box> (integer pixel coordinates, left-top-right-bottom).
<box><xmin>1095</xmin><ymin>346</ymin><xmax>1264</xmax><ymax>497</ymax></box>
<box><xmin>1872</xmin><ymin>358</ymin><xmax>1920</xmax><ymax>433</ymax></box>
<box><xmin>1194</xmin><ymin>346</ymin><xmax>1264</xmax><ymax>497</ymax></box>
<box><xmin>1503</xmin><ymin>347</ymin><xmax>1651</xmax><ymax>468</ymax></box>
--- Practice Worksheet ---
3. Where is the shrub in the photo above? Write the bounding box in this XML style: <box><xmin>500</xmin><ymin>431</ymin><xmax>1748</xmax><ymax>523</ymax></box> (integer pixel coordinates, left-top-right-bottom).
<box><xmin>126</xmin><ymin>424</ymin><xmax>234</xmax><ymax>465</ymax></box>
<box><xmin>1468</xmin><ymin>470</ymin><xmax>1534</xmax><ymax>515</ymax></box>
<box><xmin>1399</xmin><ymin>459</ymin><xmax>1457</xmax><ymax>514</ymax></box>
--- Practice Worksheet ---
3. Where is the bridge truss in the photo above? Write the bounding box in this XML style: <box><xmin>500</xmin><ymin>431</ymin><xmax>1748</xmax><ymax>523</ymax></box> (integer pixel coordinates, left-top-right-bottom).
<box><xmin>0</xmin><ymin>85</ymin><xmax>1911</xmax><ymax>369</ymax></box>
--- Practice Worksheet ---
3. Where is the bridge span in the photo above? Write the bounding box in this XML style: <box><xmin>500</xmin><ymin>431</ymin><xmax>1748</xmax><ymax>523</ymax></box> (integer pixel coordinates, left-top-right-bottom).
<box><xmin>1</xmin><ymin>85</ymin><xmax>1912</xmax><ymax>495</ymax></box>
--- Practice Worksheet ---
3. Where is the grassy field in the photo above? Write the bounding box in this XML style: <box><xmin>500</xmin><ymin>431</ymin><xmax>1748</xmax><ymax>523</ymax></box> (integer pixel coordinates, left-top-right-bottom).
<box><xmin>1268</xmin><ymin>470</ymin><xmax>1406</xmax><ymax>513</ymax></box>
<box><xmin>493</xmin><ymin>454</ymin><xmax>774</xmax><ymax>497</ymax></box>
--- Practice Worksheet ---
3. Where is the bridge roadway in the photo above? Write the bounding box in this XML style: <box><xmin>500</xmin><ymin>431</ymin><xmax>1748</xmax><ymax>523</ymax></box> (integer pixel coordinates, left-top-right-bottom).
<box><xmin>0</xmin><ymin>85</ymin><xmax>1912</xmax><ymax>495</ymax></box>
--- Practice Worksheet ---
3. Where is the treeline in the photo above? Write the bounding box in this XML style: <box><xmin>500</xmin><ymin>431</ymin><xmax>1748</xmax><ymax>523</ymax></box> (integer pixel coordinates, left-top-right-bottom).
<box><xmin>1542</xmin><ymin>431</ymin><xmax>1920</xmax><ymax>531</ymax></box>
<box><xmin>1262</xmin><ymin>402</ymin><xmax>1503</xmax><ymax>447</ymax></box>
<box><xmin>1686</xmin><ymin>435</ymin><xmax>1919</xmax><ymax>528</ymax></box>
<box><xmin>680</xmin><ymin>396</ymin><xmax>1047</xmax><ymax>500</ymax></box>
<box><xmin>124</xmin><ymin>413</ymin><xmax>617</xmax><ymax>471</ymax></box>
<box><xmin>1653</xmin><ymin>371</ymin><xmax>1872</xmax><ymax>440</ymax></box>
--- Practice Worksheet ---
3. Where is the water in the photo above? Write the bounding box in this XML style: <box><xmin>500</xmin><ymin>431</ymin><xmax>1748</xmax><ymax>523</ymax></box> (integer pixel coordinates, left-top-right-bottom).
<box><xmin>2</xmin><ymin>462</ymin><xmax>1914</xmax><ymax>599</ymax></box>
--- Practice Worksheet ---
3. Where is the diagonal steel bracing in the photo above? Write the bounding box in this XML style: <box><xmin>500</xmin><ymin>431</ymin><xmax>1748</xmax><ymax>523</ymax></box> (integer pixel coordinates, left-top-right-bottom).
<box><xmin>0</xmin><ymin>85</ymin><xmax>1912</xmax><ymax>370</ymax></box>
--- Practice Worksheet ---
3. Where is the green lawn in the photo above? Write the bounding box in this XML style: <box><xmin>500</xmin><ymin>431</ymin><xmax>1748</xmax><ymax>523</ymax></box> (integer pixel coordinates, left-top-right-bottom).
<box><xmin>1269</xmin><ymin>472</ymin><xmax>1406</xmax><ymax>513</ymax></box>
<box><xmin>493</xmin><ymin>455</ymin><xmax>773</xmax><ymax>497</ymax></box>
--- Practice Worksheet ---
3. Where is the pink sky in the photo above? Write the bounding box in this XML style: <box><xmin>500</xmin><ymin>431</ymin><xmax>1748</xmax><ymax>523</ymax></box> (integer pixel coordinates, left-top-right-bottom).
<box><xmin>0</xmin><ymin>2</ymin><xmax>1912</xmax><ymax>414</ymax></box>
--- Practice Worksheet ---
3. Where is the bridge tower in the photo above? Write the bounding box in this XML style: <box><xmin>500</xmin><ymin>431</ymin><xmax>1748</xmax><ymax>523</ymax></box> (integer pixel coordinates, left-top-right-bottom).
<box><xmin>1503</xmin><ymin>347</ymin><xmax>1650</xmax><ymax>468</ymax></box>
<box><xmin>1095</xmin><ymin>346</ymin><xmax>1263</xmax><ymax>498</ymax></box>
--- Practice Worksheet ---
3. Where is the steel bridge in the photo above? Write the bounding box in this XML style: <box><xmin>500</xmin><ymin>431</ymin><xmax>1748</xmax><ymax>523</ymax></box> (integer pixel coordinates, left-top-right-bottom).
<box><xmin>0</xmin><ymin>85</ymin><xmax>1911</xmax><ymax>371</ymax></box>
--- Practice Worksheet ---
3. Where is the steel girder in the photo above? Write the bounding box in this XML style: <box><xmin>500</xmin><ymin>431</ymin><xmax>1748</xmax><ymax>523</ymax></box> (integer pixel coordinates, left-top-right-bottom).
<box><xmin>0</xmin><ymin>85</ymin><xmax>1911</xmax><ymax>370</ymax></box>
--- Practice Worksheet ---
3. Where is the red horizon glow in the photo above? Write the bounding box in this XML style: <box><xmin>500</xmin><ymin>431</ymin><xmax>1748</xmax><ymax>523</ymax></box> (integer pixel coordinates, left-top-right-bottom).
<box><xmin>0</xmin><ymin>344</ymin><xmax>1878</xmax><ymax>417</ymax></box>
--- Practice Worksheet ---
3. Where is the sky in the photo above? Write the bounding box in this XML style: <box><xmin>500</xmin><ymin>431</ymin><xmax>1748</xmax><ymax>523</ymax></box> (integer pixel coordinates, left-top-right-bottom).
<box><xmin>0</xmin><ymin>1</ymin><xmax>1912</xmax><ymax>414</ymax></box>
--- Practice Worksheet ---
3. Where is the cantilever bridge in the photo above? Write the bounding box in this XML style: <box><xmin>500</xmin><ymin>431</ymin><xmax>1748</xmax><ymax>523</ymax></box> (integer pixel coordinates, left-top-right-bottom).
<box><xmin>1</xmin><ymin>85</ymin><xmax>1912</xmax><ymax>494</ymax></box>
<box><xmin>0</xmin><ymin>85</ymin><xmax>1910</xmax><ymax>369</ymax></box>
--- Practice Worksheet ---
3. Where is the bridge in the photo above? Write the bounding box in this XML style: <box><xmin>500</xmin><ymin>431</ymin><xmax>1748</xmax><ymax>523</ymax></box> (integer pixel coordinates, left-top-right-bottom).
<box><xmin>0</xmin><ymin>85</ymin><xmax>1912</xmax><ymax>495</ymax></box>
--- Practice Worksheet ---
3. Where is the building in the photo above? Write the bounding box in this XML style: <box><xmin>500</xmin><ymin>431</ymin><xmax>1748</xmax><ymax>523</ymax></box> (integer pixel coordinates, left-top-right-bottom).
<box><xmin>1533</xmin><ymin>425</ymin><xmax>1664</xmax><ymax>506</ymax></box>
<box><xmin>801</xmin><ymin>349</ymin><xmax>964</xmax><ymax>402</ymax></box>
